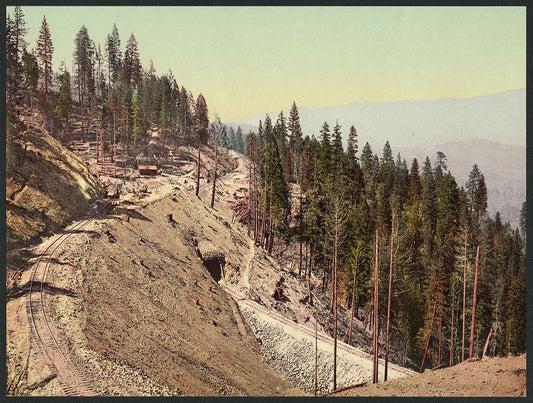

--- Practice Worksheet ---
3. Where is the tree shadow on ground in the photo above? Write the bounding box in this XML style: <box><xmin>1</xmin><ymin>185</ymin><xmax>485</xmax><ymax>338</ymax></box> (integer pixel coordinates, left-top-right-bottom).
<box><xmin>25</xmin><ymin>374</ymin><xmax>57</xmax><ymax>394</ymax></box>
<box><xmin>7</xmin><ymin>281</ymin><xmax>77</xmax><ymax>301</ymax></box>
<box><xmin>111</xmin><ymin>207</ymin><xmax>152</xmax><ymax>222</ymax></box>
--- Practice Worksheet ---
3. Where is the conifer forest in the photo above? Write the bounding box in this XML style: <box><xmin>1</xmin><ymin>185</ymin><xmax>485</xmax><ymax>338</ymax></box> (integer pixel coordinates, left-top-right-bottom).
<box><xmin>6</xmin><ymin>6</ymin><xmax>526</xmax><ymax>383</ymax></box>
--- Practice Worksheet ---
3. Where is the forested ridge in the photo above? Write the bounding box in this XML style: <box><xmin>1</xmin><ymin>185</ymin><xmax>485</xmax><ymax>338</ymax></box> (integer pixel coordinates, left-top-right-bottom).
<box><xmin>6</xmin><ymin>6</ymin><xmax>526</xmax><ymax>377</ymax></box>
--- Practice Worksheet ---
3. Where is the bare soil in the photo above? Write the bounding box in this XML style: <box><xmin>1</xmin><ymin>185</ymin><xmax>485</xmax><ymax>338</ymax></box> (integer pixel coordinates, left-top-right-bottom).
<box><xmin>335</xmin><ymin>354</ymin><xmax>526</xmax><ymax>397</ymax></box>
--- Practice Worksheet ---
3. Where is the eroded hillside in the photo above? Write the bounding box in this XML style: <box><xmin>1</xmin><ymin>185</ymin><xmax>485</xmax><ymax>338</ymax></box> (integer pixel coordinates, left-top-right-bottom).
<box><xmin>6</xmin><ymin>116</ymin><xmax>104</xmax><ymax>270</ymax></box>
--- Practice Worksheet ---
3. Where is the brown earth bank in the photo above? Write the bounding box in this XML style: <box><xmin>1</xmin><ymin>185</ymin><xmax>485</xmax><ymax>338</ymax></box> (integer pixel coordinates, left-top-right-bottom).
<box><xmin>6</xmin><ymin>116</ymin><xmax>104</xmax><ymax>270</ymax></box>
<box><xmin>6</xmin><ymin>189</ymin><xmax>304</xmax><ymax>396</ymax></box>
<box><xmin>334</xmin><ymin>354</ymin><xmax>526</xmax><ymax>397</ymax></box>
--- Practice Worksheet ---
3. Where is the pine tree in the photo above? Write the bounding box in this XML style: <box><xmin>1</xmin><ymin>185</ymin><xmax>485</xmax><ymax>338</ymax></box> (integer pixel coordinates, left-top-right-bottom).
<box><xmin>301</xmin><ymin>137</ymin><xmax>317</xmax><ymax>193</ymax></box>
<box><xmin>131</xmin><ymin>90</ymin><xmax>141</xmax><ymax>144</ymax></box>
<box><xmin>265</xmin><ymin>137</ymin><xmax>290</xmax><ymax>251</ymax></box>
<box><xmin>473</xmin><ymin>174</ymin><xmax>488</xmax><ymax>217</ymax></box>
<box><xmin>23</xmin><ymin>50</ymin><xmax>39</xmax><ymax>110</ymax></box>
<box><xmin>54</xmin><ymin>65</ymin><xmax>73</xmax><ymax>131</ymax></box>
<box><xmin>36</xmin><ymin>16</ymin><xmax>54</xmax><ymax>115</ymax></box>
<box><xmin>105</xmin><ymin>23</ymin><xmax>122</xmax><ymax>86</ymax></box>
<box><xmin>6</xmin><ymin>7</ymin><xmax>28</xmax><ymax>112</ymax></box>
<box><xmin>407</xmin><ymin>158</ymin><xmax>422</xmax><ymax>204</ymax></box>
<box><xmin>123</xmin><ymin>33</ymin><xmax>142</xmax><ymax>88</ymax></box>
<box><xmin>228</xmin><ymin>126</ymin><xmax>237</xmax><ymax>150</ymax></box>
<box><xmin>195</xmin><ymin>93</ymin><xmax>209</xmax><ymax>145</ymax></box>
<box><xmin>73</xmin><ymin>25</ymin><xmax>94</xmax><ymax>104</ymax></box>
<box><xmin>347</xmin><ymin>125</ymin><xmax>359</xmax><ymax>162</ymax></box>
<box><xmin>315</xmin><ymin>122</ymin><xmax>332</xmax><ymax>186</ymax></box>
<box><xmin>289</xmin><ymin>102</ymin><xmax>304</xmax><ymax>183</ymax></box>
<box><xmin>519</xmin><ymin>201</ymin><xmax>526</xmax><ymax>241</ymax></box>
<box><xmin>235</xmin><ymin>126</ymin><xmax>245</xmax><ymax>154</ymax></box>
<box><xmin>6</xmin><ymin>16</ymin><xmax>18</xmax><ymax>113</ymax></box>
<box><xmin>466</xmin><ymin>164</ymin><xmax>482</xmax><ymax>212</ymax></box>
<box><xmin>331</xmin><ymin>122</ymin><xmax>344</xmax><ymax>176</ymax></box>
<box><xmin>13</xmin><ymin>6</ymin><xmax>28</xmax><ymax>63</ymax></box>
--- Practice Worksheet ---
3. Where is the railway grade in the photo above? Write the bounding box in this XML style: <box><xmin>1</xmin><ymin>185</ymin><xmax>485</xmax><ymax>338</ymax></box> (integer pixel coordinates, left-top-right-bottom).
<box><xmin>221</xmin><ymin>285</ymin><xmax>416</xmax><ymax>378</ymax></box>
<box><xmin>26</xmin><ymin>218</ymin><xmax>98</xmax><ymax>396</ymax></box>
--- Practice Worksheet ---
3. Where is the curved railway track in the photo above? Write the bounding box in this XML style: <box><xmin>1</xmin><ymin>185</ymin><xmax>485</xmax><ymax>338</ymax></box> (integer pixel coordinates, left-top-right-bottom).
<box><xmin>26</xmin><ymin>218</ymin><xmax>98</xmax><ymax>396</ymax></box>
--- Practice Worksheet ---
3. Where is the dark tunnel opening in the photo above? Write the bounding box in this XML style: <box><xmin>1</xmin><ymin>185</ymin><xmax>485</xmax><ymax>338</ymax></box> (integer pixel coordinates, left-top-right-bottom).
<box><xmin>202</xmin><ymin>258</ymin><xmax>224</xmax><ymax>282</ymax></box>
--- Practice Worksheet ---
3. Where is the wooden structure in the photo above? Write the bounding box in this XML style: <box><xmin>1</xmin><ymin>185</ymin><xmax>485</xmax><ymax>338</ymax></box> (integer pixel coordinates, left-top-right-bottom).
<box><xmin>138</xmin><ymin>165</ymin><xmax>158</xmax><ymax>176</ymax></box>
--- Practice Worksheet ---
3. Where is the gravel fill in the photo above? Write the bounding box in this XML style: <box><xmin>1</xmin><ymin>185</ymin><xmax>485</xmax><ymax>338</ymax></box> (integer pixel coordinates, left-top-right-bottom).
<box><xmin>238</xmin><ymin>301</ymin><xmax>408</xmax><ymax>395</ymax></box>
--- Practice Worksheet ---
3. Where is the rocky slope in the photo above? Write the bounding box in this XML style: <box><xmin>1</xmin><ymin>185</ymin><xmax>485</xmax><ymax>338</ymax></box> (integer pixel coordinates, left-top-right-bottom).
<box><xmin>6</xmin><ymin>115</ymin><xmax>104</xmax><ymax>271</ymax></box>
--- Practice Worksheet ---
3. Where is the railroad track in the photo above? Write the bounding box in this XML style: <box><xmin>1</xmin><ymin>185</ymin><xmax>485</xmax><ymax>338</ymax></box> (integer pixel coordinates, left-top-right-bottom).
<box><xmin>221</xmin><ymin>285</ymin><xmax>416</xmax><ymax>378</ymax></box>
<box><xmin>26</xmin><ymin>218</ymin><xmax>98</xmax><ymax>396</ymax></box>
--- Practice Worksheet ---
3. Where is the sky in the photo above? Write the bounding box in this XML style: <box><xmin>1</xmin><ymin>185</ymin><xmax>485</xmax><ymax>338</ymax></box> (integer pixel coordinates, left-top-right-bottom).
<box><xmin>7</xmin><ymin>6</ymin><xmax>526</xmax><ymax>121</ymax></box>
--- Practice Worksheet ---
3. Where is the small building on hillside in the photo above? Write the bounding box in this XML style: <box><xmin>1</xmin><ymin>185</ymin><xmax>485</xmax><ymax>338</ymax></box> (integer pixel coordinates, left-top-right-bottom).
<box><xmin>138</xmin><ymin>165</ymin><xmax>158</xmax><ymax>176</ymax></box>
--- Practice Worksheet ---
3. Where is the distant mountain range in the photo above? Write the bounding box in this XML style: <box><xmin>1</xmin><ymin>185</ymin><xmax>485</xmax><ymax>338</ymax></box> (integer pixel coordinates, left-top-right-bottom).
<box><xmin>224</xmin><ymin>89</ymin><xmax>526</xmax><ymax>228</ymax></box>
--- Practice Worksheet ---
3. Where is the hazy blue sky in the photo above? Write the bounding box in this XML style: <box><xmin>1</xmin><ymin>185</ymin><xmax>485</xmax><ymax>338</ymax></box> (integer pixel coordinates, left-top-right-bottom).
<box><xmin>8</xmin><ymin>6</ymin><xmax>526</xmax><ymax>120</ymax></box>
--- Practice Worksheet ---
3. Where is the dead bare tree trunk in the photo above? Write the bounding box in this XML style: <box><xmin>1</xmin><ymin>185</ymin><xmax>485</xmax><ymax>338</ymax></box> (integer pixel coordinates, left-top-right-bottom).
<box><xmin>195</xmin><ymin>143</ymin><xmax>201</xmax><ymax>197</ymax></box>
<box><xmin>267</xmin><ymin>182</ymin><xmax>274</xmax><ymax>254</ymax></box>
<box><xmin>384</xmin><ymin>209</ymin><xmax>395</xmax><ymax>381</ymax></box>
<box><xmin>347</xmin><ymin>251</ymin><xmax>359</xmax><ymax>345</ymax></box>
<box><xmin>248</xmin><ymin>158</ymin><xmax>252</xmax><ymax>237</ymax></box>
<box><xmin>404</xmin><ymin>338</ymin><xmax>409</xmax><ymax>365</ymax></box>
<box><xmin>483</xmin><ymin>328</ymin><xmax>493</xmax><ymax>358</ymax></box>
<box><xmin>372</xmin><ymin>227</ymin><xmax>379</xmax><ymax>384</ymax></box>
<box><xmin>420</xmin><ymin>282</ymin><xmax>439</xmax><ymax>372</ymax></box>
<box><xmin>314</xmin><ymin>314</ymin><xmax>318</xmax><ymax>396</ymax></box>
<box><xmin>438</xmin><ymin>304</ymin><xmax>443</xmax><ymax>363</ymax></box>
<box><xmin>299</xmin><ymin>190</ymin><xmax>303</xmax><ymax>277</ymax></box>
<box><xmin>462</xmin><ymin>227</ymin><xmax>467</xmax><ymax>362</ymax></box>
<box><xmin>469</xmin><ymin>245</ymin><xmax>480</xmax><ymax>359</ymax></box>
<box><xmin>322</xmin><ymin>232</ymin><xmax>328</xmax><ymax>292</ymax></box>
<box><xmin>450</xmin><ymin>285</ymin><xmax>455</xmax><ymax>367</ymax></box>
<box><xmin>95</xmin><ymin>125</ymin><xmax>100</xmax><ymax>163</ymax></box>
<box><xmin>260</xmin><ymin>174</ymin><xmax>267</xmax><ymax>248</ymax></box>
<box><xmin>113</xmin><ymin>109</ymin><xmax>117</xmax><ymax>177</ymax></box>
<box><xmin>307</xmin><ymin>243</ymin><xmax>313</xmax><ymax>304</ymax></box>
<box><xmin>333</xmin><ymin>202</ymin><xmax>338</xmax><ymax>391</ymax></box>
<box><xmin>210</xmin><ymin>143</ymin><xmax>218</xmax><ymax>208</ymax></box>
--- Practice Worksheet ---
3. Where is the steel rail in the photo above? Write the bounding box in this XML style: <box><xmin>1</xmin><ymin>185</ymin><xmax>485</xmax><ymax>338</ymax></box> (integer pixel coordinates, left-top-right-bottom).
<box><xmin>27</xmin><ymin>218</ymin><xmax>97</xmax><ymax>396</ymax></box>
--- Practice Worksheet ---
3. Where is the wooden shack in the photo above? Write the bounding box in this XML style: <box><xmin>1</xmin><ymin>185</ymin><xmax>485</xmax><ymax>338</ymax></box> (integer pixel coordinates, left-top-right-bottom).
<box><xmin>138</xmin><ymin>165</ymin><xmax>158</xmax><ymax>176</ymax></box>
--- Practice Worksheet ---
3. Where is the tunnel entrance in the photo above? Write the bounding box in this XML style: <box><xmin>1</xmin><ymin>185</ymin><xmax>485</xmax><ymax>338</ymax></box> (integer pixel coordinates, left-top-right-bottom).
<box><xmin>196</xmin><ymin>239</ymin><xmax>226</xmax><ymax>282</ymax></box>
<box><xmin>202</xmin><ymin>258</ymin><xmax>225</xmax><ymax>282</ymax></box>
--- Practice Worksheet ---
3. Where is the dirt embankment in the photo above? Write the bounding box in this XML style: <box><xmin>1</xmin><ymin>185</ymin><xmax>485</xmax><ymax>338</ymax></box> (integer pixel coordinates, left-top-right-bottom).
<box><xmin>6</xmin><ymin>119</ymin><xmax>104</xmax><ymax>270</ymax></box>
<box><xmin>335</xmin><ymin>354</ymin><xmax>526</xmax><ymax>397</ymax></box>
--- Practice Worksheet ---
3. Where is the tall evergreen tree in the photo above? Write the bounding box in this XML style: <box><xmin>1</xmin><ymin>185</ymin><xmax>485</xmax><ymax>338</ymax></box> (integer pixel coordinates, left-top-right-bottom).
<box><xmin>6</xmin><ymin>7</ymin><xmax>28</xmax><ymax>111</ymax></box>
<box><xmin>315</xmin><ymin>122</ymin><xmax>332</xmax><ymax>186</ymax></box>
<box><xmin>131</xmin><ymin>90</ymin><xmax>141</xmax><ymax>144</ymax></box>
<box><xmin>105</xmin><ymin>23</ymin><xmax>122</xmax><ymax>86</ymax></box>
<box><xmin>235</xmin><ymin>126</ymin><xmax>245</xmax><ymax>154</ymax></box>
<box><xmin>36</xmin><ymin>16</ymin><xmax>54</xmax><ymax>115</ymax></box>
<box><xmin>407</xmin><ymin>158</ymin><xmax>422</xmax><ymax>204</ymax></box>
<box><xmin>195</xmin><ymin>93</ymin><xmax>209</xmax><ymax>145</ymax></box>
<box><xmin>347</xmin><ymin>125</ymin><xmax>359</xmax><ymax>162</ymax></box>
<box><xmin>23</xmin><ymin>50</ymin><xmax>39</xmax><ymax>110</ymax></box>
<box><xmin>289</xmin><ymin>102</ymin><xmax>304</xmax><ymax>183</ymax></box>
<box><xmin>73</xmin><ymin>25</ymin><xmax>95</xmax><ymax>105</ymax></box>
<box><xmin>123</xmin><ymin>33</ymin><xmax>142</xmax><ymax>88</ymax></box>
<box><xmin>54</xmin><ymin>65</ymin><xmax>73</xmax><ymax>131</ymax></box>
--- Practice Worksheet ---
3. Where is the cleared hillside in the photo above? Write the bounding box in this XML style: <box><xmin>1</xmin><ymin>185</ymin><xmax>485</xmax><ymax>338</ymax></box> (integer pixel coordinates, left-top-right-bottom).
<box><xmin>6</xmin><ymin>115</ymin><xmax>104</xmax><ymax>270</ymax></box>
<box><xmin>335</xmin><ymin>354</ymin><xmax>526</xmax><ymax>397</ymax></box>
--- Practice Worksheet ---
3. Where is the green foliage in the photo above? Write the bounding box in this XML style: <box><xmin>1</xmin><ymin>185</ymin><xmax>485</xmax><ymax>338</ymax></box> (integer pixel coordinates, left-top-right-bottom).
<box><xmin>195</xmin><ymin>93</ymin><xmax>209</xmax><ymax>144</ymax></box>
<box><xmin>131</xmin><ymin>90</ymin><xmax>141</xmax><ymax>143</ymax></box>
<box><xmin>54</xmin><ymin>68</ymin><xmax>72</xmax><ymax>121</ymax></box>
